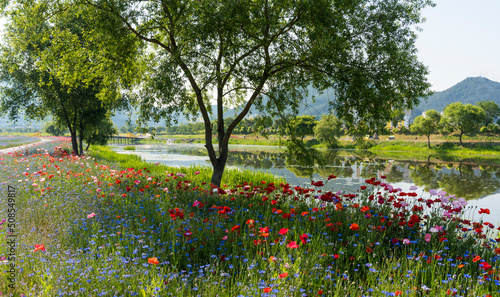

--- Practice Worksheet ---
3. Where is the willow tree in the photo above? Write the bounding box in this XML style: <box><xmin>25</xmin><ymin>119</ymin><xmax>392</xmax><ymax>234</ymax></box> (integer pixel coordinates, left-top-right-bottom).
<box><xmin>16</xmin><ymin>0</ymin><xmax>433</xmax><ymax>185</ymax></box>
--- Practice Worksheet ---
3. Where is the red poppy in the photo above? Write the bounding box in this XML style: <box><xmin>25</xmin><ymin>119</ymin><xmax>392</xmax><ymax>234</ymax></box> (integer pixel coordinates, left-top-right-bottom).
<box><xmin>278</xmin><ymin>228</ymin><xmax>289</xmax><ymax>235</ymax></box>
<box><xmin>263</xmin><ymin>288</ymin><xmax>272</xmax><ymax>293</ymax></box>
<box><xmin>279</xmin><ymin>272</ymin><xmax>288</xmax><ymax>278</ymax></box>
<box><xmin>287</xmin><ymin>241</ymin><xmax>299</xmax><ymax>249</ymax></box>
<box><xmin>479</xmin><ymin>208</ymin><xmax>490</xmax><ymax>214</ymax></box>
<box><xmin>349</xmin><ymin>223</ymin><xmax>359</xmax><ymax>231</ymax></box>
<box><xmin>148</xmin><ymin>257</ymin><xmax>159</xmax><ymax>265</ymax></box>
<box><xmin>34</xmin><ymin>244</ymin><xmax>45</xmax><ymax>252</ymax></box>
<box><xmin>300</xmin><ymin>234</ymin><xmax>308</xmax><ymax>244</ymax></box>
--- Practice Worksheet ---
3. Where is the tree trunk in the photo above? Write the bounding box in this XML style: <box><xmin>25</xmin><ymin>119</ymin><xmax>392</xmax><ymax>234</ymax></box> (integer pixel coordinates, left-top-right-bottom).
<box><xmin>79</xmin><ymin>132</ymin><xmax>83</xmax><ymax>156</ymax></box>
<box><xmin>210</xmin><ymin>156</ymin><xmax>227</xmax><ymax>187</ymax></box>
<box><xmin>459</xmin><ymin>131</ymin><xmax>464</xmax><ymax>147</ymax></box>
<box><xmin>70</xmin><ymin>131</ymin><xmax>79</xmax><ymax>155</ymax></box>
<box><xmin>427</xmin><ymin>135</ymin><xmax>431</xmax><ymax>149</ymax></box>
<box><xmin>85</xmin><ymin>142</ymin><xmax>91</xmax><ymax>151</ymax></box>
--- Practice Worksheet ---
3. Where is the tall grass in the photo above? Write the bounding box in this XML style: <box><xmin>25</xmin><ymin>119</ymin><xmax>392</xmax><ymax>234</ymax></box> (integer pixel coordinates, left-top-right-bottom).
<box><xmin>89</xmin><ymin>145</ymin><xmax>286</xmax><ymax>187</ymax></box>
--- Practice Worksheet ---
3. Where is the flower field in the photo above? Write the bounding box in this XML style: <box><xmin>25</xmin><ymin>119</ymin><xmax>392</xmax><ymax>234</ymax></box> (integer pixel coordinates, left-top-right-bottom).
<box><xmin>1</xmin><ymin>138</ymin><xmax>500</xmax><ymax>296</ymax></box>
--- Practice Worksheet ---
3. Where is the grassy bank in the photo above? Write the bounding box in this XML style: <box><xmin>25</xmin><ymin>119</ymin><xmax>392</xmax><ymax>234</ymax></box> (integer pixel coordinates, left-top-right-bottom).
<box><xmin>89</xmin><ymin>145</ymin><xmax>286</xmax><ymax>187</ymax></box>
<box><xmin>1</xmin><ymin>138</ymin><xmax>500</xmax><ymax>296</ymax></box>
<box><xmin>369</xmin><ymin>141</ymin><xmax>500</xmax><ymax>157</ymax></box>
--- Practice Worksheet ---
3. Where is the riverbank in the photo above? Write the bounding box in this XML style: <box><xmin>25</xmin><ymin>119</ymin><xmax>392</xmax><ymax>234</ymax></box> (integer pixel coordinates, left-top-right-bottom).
<box><xmin>119</xmin><ymin>132</ymin><xmax>500</xmax><ymax>158</ymax></box>
<box><xmin>1</xmin><ymin>138</ymin><xmax>499</xmax><ymax>296</ymax></box>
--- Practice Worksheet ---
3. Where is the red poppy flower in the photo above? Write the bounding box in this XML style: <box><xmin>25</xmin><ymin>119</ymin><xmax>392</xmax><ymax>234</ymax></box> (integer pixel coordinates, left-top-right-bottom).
<box><xmin>479</xmin><ymin>208</ymin><xmax>490</xmax><ymax>214</ymax></box>
<box><xmin>279</xmin><ymin>272</ymin><xmax>288</xmax><ymax>278</ymax></box>
<box><xmin>287</xmin><ymin>241</ymin><xmax>299</xmax><ymax>249</ymax></box>
<box><xmin>148</xmin><ymin>257</ymin><xmax>159</xmax><ymax>265</ymax></box>
<box><xmin>263</xmin><ymin>288</ymin><xmax>272</xmax><ymax>293</ymax></box>
<box><xmin>278</xmin><ymin>228</ymin><xmax>289</xmax><ymax>235</ymax></box>
<box><xmin>34</xmin><ymin>244</ymin><xmax>45</xmax><ymax>252</ymax></box>
<box><xmin>349</xmin><ymin>223</ymin><xmax>359</xmax><ymax>231</ymax></box>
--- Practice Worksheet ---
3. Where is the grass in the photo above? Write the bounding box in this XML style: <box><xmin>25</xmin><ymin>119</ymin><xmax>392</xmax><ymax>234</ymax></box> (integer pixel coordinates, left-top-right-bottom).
<box><xmin>89</xmin><ymin>145</ymin><xmax>286</xmax><ymax>187</ymax></box>
<box><xmin>123</xmin><ymin>146</ymin><xmax>136</xmax><ymax>150</ymax></box>
<box><xmin>1</xmin><ymin>138</ymin><xmax>500</xmax><ymax>296</ymax></box>
<box><xmin>369</xmin><ymin>141</ymin><xmax>500</xmax><ymax>157</ymax></box>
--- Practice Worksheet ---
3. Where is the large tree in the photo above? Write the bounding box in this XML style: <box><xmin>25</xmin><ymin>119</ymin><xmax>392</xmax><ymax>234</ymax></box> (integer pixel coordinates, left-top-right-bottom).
<box><xmin>410</xmin><ymin>109</ymin><xmax>440</xmax><ymax>148</ymax></box>
<box><xmin>0</xmin><ymin>3</ymin><xmax>133</xmax><ymax>154</ymax></box>
<box><xmin>441</xmin><ymin>102</ymin><xmax>486</xmax><ymax>146</ymax></box>
<box><xmin>314</xmin><ymin>114</ymin><xmax>342</xmax><ymax>148</ymax></box>
<box><xmin>12</xmin><ymin>0</ymin><xmax>433</xmax><ymax>185</ymax></box>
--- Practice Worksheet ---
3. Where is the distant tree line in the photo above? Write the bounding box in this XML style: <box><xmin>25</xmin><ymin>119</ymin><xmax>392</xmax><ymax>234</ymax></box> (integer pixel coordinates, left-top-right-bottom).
<box><xmin>149</xmin><ymin>100</ymin><xmax>500</xmax><ymax>148</ymax></box>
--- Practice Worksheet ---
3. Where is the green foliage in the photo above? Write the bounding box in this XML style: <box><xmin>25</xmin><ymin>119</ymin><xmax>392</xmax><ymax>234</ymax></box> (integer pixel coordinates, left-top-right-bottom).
<box><xmin>441</xmin><ymin>102</ymin><xmax>486</xmax><ymax>146</ymax></box>
<box><xmin>43</xmin><ymin>121</ymin><xmax>68</xmax><ymax>136</ymax></box>
<box><xmin>0</xmin><ymin>3</ymin><xmax>129</xmax><ymax>155</ymax></box>
<box><xmin>410</xmin><ymin>109</ymin><xmax>441</xmax><ymax>148</ymax></box>
<box><xmin>476</xmin><ymin>100</ymin><xmax>500</xmax><ymax>126</ymax></box>
<box><xmin>54</xmin><ymin>0</ymin><xmax>431</xmax><ymax>185</ymax></box>
<box><xmin>290</xmin><ymin>115</ymin><xmax>317</xmax><ymax>141</ymax></box>
<box><xmin>313</xmin><ymin>114</ymin><xmax>342</xmax><ymax>148</ymax></box>
<box><xmin>123</xmin><ymin>146</ymin><xmax>136</xmax><ymax>150</ymax></box>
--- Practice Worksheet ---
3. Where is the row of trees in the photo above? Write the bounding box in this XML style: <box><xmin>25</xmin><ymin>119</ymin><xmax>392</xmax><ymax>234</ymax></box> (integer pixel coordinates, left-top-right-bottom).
<box><xmin>411</xmin><ymin>100</ymin><xmax>500</xmax><ymax>147</ymax></box>
<box><xmin>159</xmin><ymin>99</ymin><xmax>499</xmax><ymax>149</ymax></box>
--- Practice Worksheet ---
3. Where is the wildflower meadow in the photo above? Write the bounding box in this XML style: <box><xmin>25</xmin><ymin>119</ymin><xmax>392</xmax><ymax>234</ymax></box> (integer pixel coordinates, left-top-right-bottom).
<box><xmin>1</xmin><ymin>138</ymin><xmax>500</xmax><ymax>296</ymax></box>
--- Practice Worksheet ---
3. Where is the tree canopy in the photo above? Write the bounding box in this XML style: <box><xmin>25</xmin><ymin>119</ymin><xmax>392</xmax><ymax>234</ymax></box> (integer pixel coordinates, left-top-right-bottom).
<box><xmin>314</xmin><ymin>114</ymin><xmax>343</xmax><ymax>148</ymax></box>
<box><xmin>0</xmin><ymin>3</ymin><xmax>132</xmax><ymax>154</ymax></box>
<box><xmin>1</xmin><ymin>0</ymin><xmax>433</xmax><ymax>185</ymax></box>
<box><xmin>441</xmin><ymin>102</ymin><xmax>486</xmax><ymax>146</ymax></box>
<box><xmin>476</xmin><ymin>100</ymin><xmax>500</xmax><ymax>126</ymax></box>
<box><xmin>410</xmin><ymin>109</ymin><xmax>441</xmax><ymax>148</ymax></box>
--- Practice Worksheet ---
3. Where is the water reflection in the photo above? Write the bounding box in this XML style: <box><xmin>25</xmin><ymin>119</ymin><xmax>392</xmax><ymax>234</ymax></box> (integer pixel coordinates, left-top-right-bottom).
<box><xmin>111</xmin><ymin>144</ymin><xmax>500</xmax><ymax>201</ymax></box>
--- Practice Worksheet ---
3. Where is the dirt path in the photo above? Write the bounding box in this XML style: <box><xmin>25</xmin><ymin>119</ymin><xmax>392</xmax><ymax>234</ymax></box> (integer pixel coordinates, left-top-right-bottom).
<box><xmin>0</xmin><ymin>138</ymin><xmax>54</xmax><ymax>154</ymax></box>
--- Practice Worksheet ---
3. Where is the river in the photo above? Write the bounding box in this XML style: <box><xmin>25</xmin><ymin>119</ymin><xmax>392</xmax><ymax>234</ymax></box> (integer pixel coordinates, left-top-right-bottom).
<box><xmin>110</xmin><ymin>143</ymin><xmax>500</xmax><ymax>225</ymax></box>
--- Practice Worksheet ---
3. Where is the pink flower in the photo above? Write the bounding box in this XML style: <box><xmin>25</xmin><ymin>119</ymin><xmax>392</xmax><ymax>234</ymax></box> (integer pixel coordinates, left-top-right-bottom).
<box><xmin>278</xmin><ymin>228</ymin><xmax>289</xmax><ymax>235</ymax></box>
<box><xmin>87</xmin><ymin>213</ymin><xmax>96</xmax><ymax>219</ymax></box>
<box><xmin>195</xmin><ymin>171</ymin><xmax>200</xmax><ymax>175</ymax></box>
<box><xmin>424</xmin><ymin>233</ymin><xmax>431</xmax><ymax>242</ymax></box>
<box><xmin>286</xmin><ymin>241</ymin><xmax>299</xmax><ymax>249</ymax></box>
<box><xmin>222</xmin><ymin>236</ymin><xmax>228</xmax><ymax>240</ymax></box>
<box><xmin>429</xmin><ymin>225</ymin><xmax>443</xmax><ymax>233</ymax></box>
<box><xmin>403</xmin><ymin>238</ymin><xmax>410</xmax><ymax>245</ymax></box>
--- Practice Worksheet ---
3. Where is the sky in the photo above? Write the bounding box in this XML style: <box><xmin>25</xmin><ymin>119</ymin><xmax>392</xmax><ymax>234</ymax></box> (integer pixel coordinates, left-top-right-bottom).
<box><xmin>415</xmin><ymin>0</ymin><xmax>500</xmax><ymax>91</ymax></box>
<box><xmin>0</xmin><ymin>0</ymin><xmax>499</xmax><ymax>93</ymax></box>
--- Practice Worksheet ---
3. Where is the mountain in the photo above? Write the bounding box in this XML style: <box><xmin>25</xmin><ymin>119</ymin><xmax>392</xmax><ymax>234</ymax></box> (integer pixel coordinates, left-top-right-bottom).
<box><xmin>3</xmin><ymin>77</ymin><xmax>500</xmax><ymax>129</ymax></box>
<box><xmin>417</xmin><ymin>77</ymin><xmax>500</xmax><ymax>113</ymax></box>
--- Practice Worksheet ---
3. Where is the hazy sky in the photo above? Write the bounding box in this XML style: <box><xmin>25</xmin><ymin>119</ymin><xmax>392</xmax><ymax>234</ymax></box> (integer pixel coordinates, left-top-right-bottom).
<box><xmin>415</xmin><ymin>0</ymin><xmax>500</xmax><ymax>91</ymax></box>
<box><xmin>0</xmin><ymin>1</ymin><xmax>499</xmax><ymax>92</ymax></box>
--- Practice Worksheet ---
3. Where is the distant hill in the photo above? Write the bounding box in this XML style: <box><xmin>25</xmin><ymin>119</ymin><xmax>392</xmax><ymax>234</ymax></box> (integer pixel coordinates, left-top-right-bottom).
<box><xmin>3</xmin><ymin>77</ymin><xmax>500</xmax><ymax>129</ymax></box>
<box><xmin>417</xmin><ymin>77</ymin><xmax>500</xmax><ymax>113</ymax></box>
